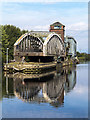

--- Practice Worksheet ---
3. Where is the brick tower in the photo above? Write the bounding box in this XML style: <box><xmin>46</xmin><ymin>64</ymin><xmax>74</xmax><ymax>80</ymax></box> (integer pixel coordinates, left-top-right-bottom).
<box><xmin>49</xmin><ymin>22</ymin><xmax>65</xmax><ymax>42</ymax></box>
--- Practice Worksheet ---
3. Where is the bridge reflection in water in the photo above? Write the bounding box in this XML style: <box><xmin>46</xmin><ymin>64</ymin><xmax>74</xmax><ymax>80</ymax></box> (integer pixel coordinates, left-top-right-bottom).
<box><xmin>4</xmin><ymin>66</ymin><xmax>76</xmax><ymax>107</ymax></box>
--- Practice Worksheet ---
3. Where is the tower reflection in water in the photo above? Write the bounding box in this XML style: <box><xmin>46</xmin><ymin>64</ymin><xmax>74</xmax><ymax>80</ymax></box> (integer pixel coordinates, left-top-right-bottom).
<box><xmin>4</xmin><ymin>66</ymin><xmax>76</xmax><ymax>107</ymax></box>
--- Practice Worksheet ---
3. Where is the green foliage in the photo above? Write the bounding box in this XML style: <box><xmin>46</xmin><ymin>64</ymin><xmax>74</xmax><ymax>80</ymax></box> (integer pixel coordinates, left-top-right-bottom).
<box><xmin>77</xmin><ymin>51</ymin><xmax>87</xmax><ymax>57</ymax></box>
<box><xmin>22</xmin><ymin>29</ymin><xmax>29</xmax><ymax>34</ymax></box>
<box><xmin>76</xmin><ymin>51</ymin><xmax>81</xmax><ymax>57</ymax></box>
<box><xmin>77</xmin><ymin>51</ymin><xmax>89</xmax><ymax>60</ymax></box>
<box><xmin>0</xmin><ymin>25</ymin><xmax>29</xmax><ymax>64</ymax></box>
<box><xmin>0</xmin><ymin>25</ymin><xmax>9</xmax><ymax>63</ymax></box>
<box><xmin>3</xmin><ymin>25</ymin><xmax>22</xmax><ymax>60</ymax></box>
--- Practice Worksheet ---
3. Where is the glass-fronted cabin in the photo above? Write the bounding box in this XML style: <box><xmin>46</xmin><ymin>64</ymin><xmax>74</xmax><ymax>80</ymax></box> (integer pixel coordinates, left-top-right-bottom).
<box><xmin>65</xmin><ymin>36</ymin><xmax>77</xmax><ymax>57</ymax></box>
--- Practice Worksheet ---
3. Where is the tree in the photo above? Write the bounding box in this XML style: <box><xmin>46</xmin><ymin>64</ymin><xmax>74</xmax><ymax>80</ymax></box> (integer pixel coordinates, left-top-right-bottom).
<box><xmin>3</xmin><ymin>25</ymin><xmax>22</xmax><ymax>60</ymax></box>
<box><xmin>76</xmin><ymin>51</ymin><xmax>81</xmax><ymax>57</ymax></box>
<box><xmin>22</xmin><ymin>29</ymin><xmax>29</xmax><ymax>34</ymax></box>
<box><xmin>0</xmin><ymin>25</ymin><xmax>9</xmax><ymax>63</ymax></box>
<box><xmin>3</xmin><ymin>25</ymin><xmax>29</xmax><ymax>61</ymax></box>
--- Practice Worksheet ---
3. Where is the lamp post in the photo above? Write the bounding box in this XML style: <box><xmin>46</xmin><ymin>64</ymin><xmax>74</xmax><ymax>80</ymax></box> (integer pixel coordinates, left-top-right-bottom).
<box><xmin>6</xmin><ymin>48</ymin><xmax>9</xmax><ymax>64</ymax></box>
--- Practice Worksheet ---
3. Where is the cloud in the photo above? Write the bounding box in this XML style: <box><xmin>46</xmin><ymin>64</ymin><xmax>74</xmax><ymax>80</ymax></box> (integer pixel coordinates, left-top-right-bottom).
<box><xmin>73</xmin><ymin>85</ymin><xmax>88</xmax><ymax>95</ymax></box>
<box><xmin>66</xmin><ymin>29</ymin><xmax>88</xmax><ymax>53</ymax></box>
<box><xmin>65</xmin><ymin>22</ymin><xmax>88</xmax><ymax>53</ymax></box>
<box><xmin>33</xmin><ymin>25</ymin><xmax>49</xmax><ymax>31</ymax></box>
<box><xmin>66</xmin><ymin>22</ymin><xmax>88</xmax><ymax>31</ymax></box>
<box><xmin>1</xmin><ymin>2</ymin><xmax>88</xmax><ymax>53</ymax></box>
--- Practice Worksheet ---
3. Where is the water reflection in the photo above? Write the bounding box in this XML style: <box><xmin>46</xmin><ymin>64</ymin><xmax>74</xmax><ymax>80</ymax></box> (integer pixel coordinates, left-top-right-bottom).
<box><xmin>3</xmin><ymin>65</ymin><xmax>76</xmax><ymax>107</ymax></box>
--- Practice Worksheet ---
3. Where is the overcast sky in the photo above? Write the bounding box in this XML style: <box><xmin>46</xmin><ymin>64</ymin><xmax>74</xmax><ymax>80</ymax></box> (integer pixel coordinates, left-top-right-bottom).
<box><xmin>0</xmin><ymin>1</ymin><xmax>89</xmax><ymax>53</ymax></box>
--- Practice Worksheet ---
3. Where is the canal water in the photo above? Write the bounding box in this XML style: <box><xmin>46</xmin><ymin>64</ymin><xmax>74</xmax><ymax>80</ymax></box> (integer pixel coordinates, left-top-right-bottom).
<box><xmin>1</xmin><ymin>63</ymin><xmax>88</xmax><ymax>118</ymax></box>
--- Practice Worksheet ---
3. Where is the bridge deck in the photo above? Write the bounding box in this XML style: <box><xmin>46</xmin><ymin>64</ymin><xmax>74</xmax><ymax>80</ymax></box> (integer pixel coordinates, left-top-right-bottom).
<box><xmin>3</xmin><ymin>59</ymin><xmax>77</xmax><ymax>74</ymax></box>
<box><xmin>4</xmin><ymin>62</ymin><xmax>57</xmax><ymax>73</ymax></box>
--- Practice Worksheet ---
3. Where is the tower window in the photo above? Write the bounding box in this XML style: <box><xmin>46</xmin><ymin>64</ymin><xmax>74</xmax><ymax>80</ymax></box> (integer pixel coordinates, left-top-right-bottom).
<box><xmin>54</xmin><ymin>26</ymin><xmax>61</xmax><ymax>29</ymax></box>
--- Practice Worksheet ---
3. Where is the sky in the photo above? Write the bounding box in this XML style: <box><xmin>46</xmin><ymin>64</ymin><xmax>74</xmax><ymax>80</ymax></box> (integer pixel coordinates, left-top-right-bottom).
<box><xmin>0</xmin><ymin>1</ymin><xmax>89</xmax><ymax>53</ymax></box>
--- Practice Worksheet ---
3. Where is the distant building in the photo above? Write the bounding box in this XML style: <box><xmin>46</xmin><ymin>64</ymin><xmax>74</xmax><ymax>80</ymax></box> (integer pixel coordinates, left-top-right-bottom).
<box><xmin>49</xmin><ymin>22</ymin><xmax>65</xmax><ymax>42</ymax></box>
<box><xmin>65</xmin><ymin>36</ymin><xmax>77</xmax><ymax>57</ymax></box>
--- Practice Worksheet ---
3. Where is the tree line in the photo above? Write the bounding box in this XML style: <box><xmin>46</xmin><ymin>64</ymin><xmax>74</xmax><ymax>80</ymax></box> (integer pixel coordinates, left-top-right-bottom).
<box><xmin>76</xmin><ymin>51</ymin><xmax>89</xmax><ymax>61</ymax></box>
<box><xmin>0</xmin><ymin>25</ymin><xmax>28</xmax><ymax>64</ymax></box>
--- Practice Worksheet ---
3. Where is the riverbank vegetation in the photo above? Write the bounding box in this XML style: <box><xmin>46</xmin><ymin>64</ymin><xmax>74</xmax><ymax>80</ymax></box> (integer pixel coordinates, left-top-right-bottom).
<box><xmin>77</xmin><ymin>51</ymin><xmax>90</xmax><ymax>61</ymax></box>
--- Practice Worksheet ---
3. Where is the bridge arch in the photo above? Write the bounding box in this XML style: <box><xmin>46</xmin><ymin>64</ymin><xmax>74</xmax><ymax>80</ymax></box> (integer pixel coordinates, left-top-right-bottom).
<box><xmin>43</xmin><ymin>33</ymin><xmax>65</xmax><ymax>56</ymax></box>
<box><xmin>42</xmin><ymin>75</ymin><xmax>64</xmax><ymax>104</ymax></box>
<box><xmin>14</xmin><ymin>32</ymin><xmax>65</xmax><ymax>62</ymax></box>
<box><xmin>14</xmin><ymin>33</ymin><xmax>43</xmax><ymax>53</ymax></box>
<box><xmin>14</xmin><ymin>33</ymin><xmax>44</xmax><ymax>61</ymax></box>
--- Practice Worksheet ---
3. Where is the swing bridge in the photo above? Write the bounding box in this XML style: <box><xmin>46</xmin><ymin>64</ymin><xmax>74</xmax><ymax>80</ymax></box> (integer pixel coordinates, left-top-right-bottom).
<box><xmin>14</xmin><ymin>31</ymin><xmax>65</xmax><ymax>62</ymax></box>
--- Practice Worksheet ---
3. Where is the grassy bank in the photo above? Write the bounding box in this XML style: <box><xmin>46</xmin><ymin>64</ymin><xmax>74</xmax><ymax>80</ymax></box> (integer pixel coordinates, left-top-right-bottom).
<box><xmin>78</xmin><ymin>56</ymin><xmax>90</xmax><ymax>62</ymax></box>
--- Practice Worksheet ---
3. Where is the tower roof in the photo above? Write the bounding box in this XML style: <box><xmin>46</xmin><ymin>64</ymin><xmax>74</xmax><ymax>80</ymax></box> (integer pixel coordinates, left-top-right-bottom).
<box><xmin>50</xmin><ymin>22</ymin><xmax>65</xmax><ymax>27</ymax></box>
